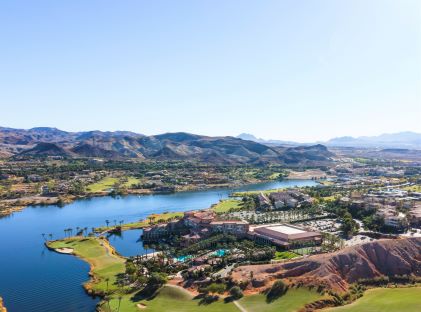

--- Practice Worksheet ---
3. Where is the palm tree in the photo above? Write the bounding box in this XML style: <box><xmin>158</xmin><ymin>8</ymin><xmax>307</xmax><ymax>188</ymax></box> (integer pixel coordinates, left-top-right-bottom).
<box><xmin>105</xmin><ymin>220</ymin><xmax>110</xmax><ymax>227</ymax></box>
<box><xmin>147</xmin><ymin>216</ymin><xmax>156</xmax><ymax>225</ymax></box>
<box><xmin>104</xmin><ymin>295</ymin><xmax>111</xmax><ymax>312</ymax></box>
<box><xmin>117</xmin><ymin>296</ymin><xmax>122</xmax><ymax>312</ymax></box>
<box><xmin>41</xmin><ymin>233</ymin><xmax>46</xmax><ymax>241</ymax></box>
<box><xmin>105</xmin><ymin>277</ymin><xmax>110</xmax><ymax>292</ymax></box>
<box><xmin>49</xmin><ymin>233</ymin><xmax>53</xmax><ymax>240</ymax></box>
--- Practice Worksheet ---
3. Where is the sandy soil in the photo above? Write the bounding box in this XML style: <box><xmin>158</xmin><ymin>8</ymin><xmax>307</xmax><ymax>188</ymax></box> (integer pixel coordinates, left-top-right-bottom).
<box><xmin>55</xmin><ymin>247</ymin><xmax>74</xmax><ymax>254</ymax></box>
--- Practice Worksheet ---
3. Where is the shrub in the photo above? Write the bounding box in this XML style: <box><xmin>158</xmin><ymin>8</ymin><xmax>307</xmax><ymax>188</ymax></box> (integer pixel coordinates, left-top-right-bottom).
<box><xmin>205</xmin><ymin>283</ymin><xmax>226</xmax><ymax>295</ymax></box>
<box><xmin>229</xmin><ymin>286</ymin><xmax>243</xmax><ymax>299</ymax></box>
<box><xmin>266</xmin><ymin>280</ymin><xmax>288</xmax><ymax>302</ymax></box>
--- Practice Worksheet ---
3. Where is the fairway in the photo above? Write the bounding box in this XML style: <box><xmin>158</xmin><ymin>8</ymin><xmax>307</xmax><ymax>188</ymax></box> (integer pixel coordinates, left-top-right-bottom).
<box><xmin>86</xmin><ymin>176</ymin><xmax>141</xmax><ymax>193</ymax></box>
<box><xmin>133</xmin><ymin>285</ymin><xmax>240</xmax><ymax>312</ymax></box>
<box><xmin>86</xmin><ymin>177</ymin><xmax>119</xmax><ymax>192</ymax></box>
<box><xmin>239</xmin><ymin>287</ymin><xmax>322</xmax><ymax>312</ymax></box>
<box><xmin>326</xmin><ymin>287</ymin><xmax>421</xmax><ymax>312</ymax></box>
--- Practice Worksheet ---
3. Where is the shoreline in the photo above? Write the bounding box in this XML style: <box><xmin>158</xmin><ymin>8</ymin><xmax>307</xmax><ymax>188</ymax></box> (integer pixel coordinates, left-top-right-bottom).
<box><xmin>0</xmin><ymin>178</ymin><xmax>291</xmax><ymax>218</ymax></box>
<box><xmin>46</xmin><ymin>236</ymin><xmax>125</xmax><ymax>299</ymax></box>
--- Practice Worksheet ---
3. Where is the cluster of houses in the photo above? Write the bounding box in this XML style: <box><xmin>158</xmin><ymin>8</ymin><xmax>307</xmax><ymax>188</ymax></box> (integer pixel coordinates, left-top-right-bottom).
<box><xmin>340</xmin><ymin>188</ymin><xmax>421</xmax><ymax>229</ymax></box>
<box><xmin>142</xmin><ymin>209</ymin><xmax>322</xmax><ymax>249</ymax></box>
<box><xmin>257</xmin><ymin>190</ymin><xmax>314</xmax><ymax>210</ymax></box>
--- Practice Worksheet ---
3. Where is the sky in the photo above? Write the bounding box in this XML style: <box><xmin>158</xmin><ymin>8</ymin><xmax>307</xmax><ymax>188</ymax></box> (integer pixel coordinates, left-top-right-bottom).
<box><xmin>0</xmin><ymin>0</ymin><xmax>420</xmax><ymax>142</ymax></box>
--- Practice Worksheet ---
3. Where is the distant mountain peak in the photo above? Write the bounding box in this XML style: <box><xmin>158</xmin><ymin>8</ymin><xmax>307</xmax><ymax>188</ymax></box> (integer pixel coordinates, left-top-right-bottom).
<box><xmin>237</xmin><ymin>133</ymin><xmax>259</xmax><ymax>141</ymax></box>
<box><xmin>326</xmin><ymin>132</ymin><xmax>421</xmax><ymax>149</ymax></box>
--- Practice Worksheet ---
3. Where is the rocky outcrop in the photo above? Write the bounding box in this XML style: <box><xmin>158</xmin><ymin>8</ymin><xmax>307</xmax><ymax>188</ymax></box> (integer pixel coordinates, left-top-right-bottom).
<box><xmin>232</xmin><ymin>237</ymin><xmax>421</xmax><ymax>292</ymax></box>
<box><xmin>0</xmin><ymin>297</ymin><xmax>7</xmax><ymax>312</ymax></box>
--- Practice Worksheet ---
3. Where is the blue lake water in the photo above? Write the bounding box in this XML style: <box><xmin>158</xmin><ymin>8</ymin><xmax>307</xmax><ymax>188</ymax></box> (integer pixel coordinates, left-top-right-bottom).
<box><xmin>107</xmin><ymin>229</ymin><xmax>155</xmax><ymax>257</ymax></box>
<box><xmin>0</xmin><ymin>179</ymin><xmax>316</xmax><ymax>312</ymax></box>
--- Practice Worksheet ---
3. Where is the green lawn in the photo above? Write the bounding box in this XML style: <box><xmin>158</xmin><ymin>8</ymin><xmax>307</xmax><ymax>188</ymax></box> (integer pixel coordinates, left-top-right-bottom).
<box><xmin>86</xmin><ymin>176</ymin><xmax>142</xmax><ymax>193</ymax></box>
<box><xmin>273</xmin><ymin>251</ymin><xmax>299</xmax><ymax>260</ymax></box>
<box><xmin>239</xmin><ymin>288</ymin><xmax>322</xmax><ymax>312</ymax></box>
<box><xmin>326</xmin><ymin>287</ymin><xmax>421</xmax><ymax>312</ymax></box>
<box><xmin>86</xmin><ymin>177</ymin><xmax>119</xmax><ymax>193</ymax></box>
<box><xmin>212</xmin><ymin>199</ymin><xmax>241</xmax><ymax>213</ymax></box>
<box><xmin>128</xmin><ymin>285</ymin><xmax>240</xmax><ymax>312</ymax></box>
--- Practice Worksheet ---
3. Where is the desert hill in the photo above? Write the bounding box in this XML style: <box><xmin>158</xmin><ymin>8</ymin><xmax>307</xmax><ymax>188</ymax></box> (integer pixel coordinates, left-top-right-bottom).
<box><xmin>0</xmin><ymin>127</ymin><xmax>334</xmax><ymax>165</ymax></box>
<box><xmin>232</xmin><ymin>237</ymin><xmax>421</xmax><ymax>292</ymax></box>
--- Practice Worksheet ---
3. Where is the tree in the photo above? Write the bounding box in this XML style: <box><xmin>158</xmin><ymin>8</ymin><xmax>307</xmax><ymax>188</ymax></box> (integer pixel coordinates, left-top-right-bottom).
<box><xmin>340</xmin><ymin>212</ymin><xmax>359</xmax><ymax>238</ymax></box>
<box><xmin>148</xmin><ymin>272</ymin><xmax>167</xmax><ymax>288</ymax></box>
<box><xmin>126</xmin><ymin>261</ymin><xmax>137</xmax><ymax>276</ymax></box>
<box><xmin>205</xmin><ymin>283</ymin><xmax>225</xmax><ymax>295</ymax></box>
<box><xmin>105</xmin><ymin>277</ymin><xmax>110</xmax><ymax>291</ymax></box>
<box><xmin>117</xmin><ymin>296</ymin><xmax>122</xmax><ymax>312</ymax></box>
<box><xmin>229</xmin><ymin>286</ymin><xmax>243</xmax><ymax>299</ymax></box>
<box><xmin>266</xmin><ymin>280</ymin><xmax>288</xmax><ymax>302</ymax></box>
<box><xmin>69</xmin><ymin>180</ymin><xmax>85</xmax><ymax>195</ymax></box>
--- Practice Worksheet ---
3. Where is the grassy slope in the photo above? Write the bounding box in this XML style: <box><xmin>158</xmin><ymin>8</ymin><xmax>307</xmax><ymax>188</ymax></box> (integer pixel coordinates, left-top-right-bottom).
<box><xmin>125</xmin><ymin>285</ymin><xmax>240</xmax><ymax>312</ymax></box>
<box><xmin>325</xmin><ymin>287</ymin><xmax>421</xmax><ymax>312</ymax></box>
<box><xmin>239</xmin><ymin>288</ymin><xmax>322</xmax><ymax>312</ymax></box>
<box><xmin>212</xmin><ymin>199</ymin><xmax>241</xmax><ymax>213</ymax></box>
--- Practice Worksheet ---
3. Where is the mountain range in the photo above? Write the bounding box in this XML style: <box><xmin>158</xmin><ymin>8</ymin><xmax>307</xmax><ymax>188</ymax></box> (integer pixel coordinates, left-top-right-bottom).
<box><xmin>0</xmin><ymin>127</ymin><xmax>333</xmax><ymax>165</ymax></box>
<box><xmin>238</xmin><ymin>131</ymin><xmax>421</xmax><ymax>150</ymax></box>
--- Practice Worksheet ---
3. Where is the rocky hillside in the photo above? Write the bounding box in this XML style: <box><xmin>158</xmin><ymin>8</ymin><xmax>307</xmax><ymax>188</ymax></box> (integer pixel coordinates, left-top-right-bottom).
<box><xmin>0</xmin><ymin>127</ymin><xmax>334</xmax><ymax>165</ymax></box>
<box><xmin>232</xmin><ymin>237</ymin><xmax>421</xmax><ymax>292</ymax></box>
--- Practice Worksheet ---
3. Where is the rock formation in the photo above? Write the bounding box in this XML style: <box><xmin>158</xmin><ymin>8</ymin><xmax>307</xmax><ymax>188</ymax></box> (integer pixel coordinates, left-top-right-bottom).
<box><xmin>232</xmin><ymin>237</ymin><xmax>421</xmax><ymax>292</ymax></box>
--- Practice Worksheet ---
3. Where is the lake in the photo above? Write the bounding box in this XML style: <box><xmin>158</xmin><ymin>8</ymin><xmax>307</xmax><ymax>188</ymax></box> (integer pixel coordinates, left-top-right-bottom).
<box><xmin>0</xmin><ymin>179</ymin><xmax>317</xmax><ymax>312</ymax></box>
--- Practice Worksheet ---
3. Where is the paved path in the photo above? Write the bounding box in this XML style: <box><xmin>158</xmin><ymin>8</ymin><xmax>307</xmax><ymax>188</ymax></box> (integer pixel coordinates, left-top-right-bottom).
<box><xmin>215</xmin><ymin>263</ymin><xmax>236</xmax><ymax>278</ymax></box>
<box><xmin>233</xmin><ymin>300</ymin><xmax>248</xmax><ymax>312</ymax></box>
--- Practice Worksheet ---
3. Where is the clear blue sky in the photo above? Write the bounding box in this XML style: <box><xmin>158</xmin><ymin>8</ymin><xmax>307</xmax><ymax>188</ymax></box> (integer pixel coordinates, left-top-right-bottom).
<box><xmin>0</xmin><ymin>0</ymin><xmax>420</xmax><ymax>142</ymax></box>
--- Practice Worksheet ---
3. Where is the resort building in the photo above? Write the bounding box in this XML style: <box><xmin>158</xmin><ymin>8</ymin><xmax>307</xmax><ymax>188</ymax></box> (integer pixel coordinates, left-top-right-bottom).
<box><xmin>183</xmin><ymin>210</ymin><xmax>216</xmax><ymax>228</ymax></box>
<box><xmin>248</xmin><ymin>223</ymin><xmax>322</xmax><ymax>249</ymax></box>
<box><xmin>143</xmin><ymin>209</ymin><xmax>249</xmax><ymax>243</ymax></box>
<box><xmin>209</xmin><ymin>220</ymin><xmax>249</xmax><ymax>236</ymax></box>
